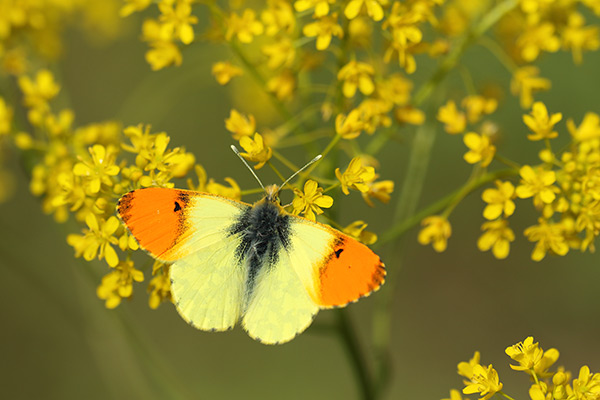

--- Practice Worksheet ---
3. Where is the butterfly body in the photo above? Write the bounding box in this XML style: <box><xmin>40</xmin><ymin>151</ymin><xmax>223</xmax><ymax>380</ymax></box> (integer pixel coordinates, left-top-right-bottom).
<box><xmin>118</xmin><ymin>186</ymin><xmax>385</xmax><ymax>344</ymax></box>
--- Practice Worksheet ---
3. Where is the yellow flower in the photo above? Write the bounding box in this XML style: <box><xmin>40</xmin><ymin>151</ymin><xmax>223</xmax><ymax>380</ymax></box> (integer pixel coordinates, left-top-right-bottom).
<box><xmin>120</xmin><ymin>0</ymin><xmax>152</xmax><ymax>17</ymax></box>
<box><xmin>261</xmin><ymin>0</ymin><xmax>295</xmax><ymax>36</ymax></box>
<box><xmin>336</xmin><ymin>109</ymin><xmax>365</xmax><ymax>139</ymax></box>
<box><xmin>187</xmin><ymin>165</ymin><xmax>242</xmax><ymax>200</ymax></box>
<box><xmin>338</xmin><ymin>61</ymin><xmax>375</xmax><ymax>98</ymax></box>
<box><xmin>516</xmin><ymin>165</ymin><xmax>559</xmax><ymax>207</ymax></box>
<box><xmin>362</xmin><ymin>177</ymin><xmax>394</xmax><ymax>207</ymax></box>
<box><xmin>462</xmin><ymin>95</ymin><xmax>497</xmax><ymax>124</ymax></box>
<box><xmin>517</xmin><ymin>22</ymin><xmax>560</xmax><ymax>62</ymax></box>
<box><xmin>523</xmin><ymin>102</ymin><xmax>562</xmax><ymax>141</ymax></box>
<box><xmin>458</xmin><ymin>351</ymin><xmax>481</xmax><ymax>379</ymax></box>
<box><xmin>395</xmin><ymin>106</ymin><xmax>425</xmax><ymax>125</ymax></box>
<box><xmin>505</xmin><ymin>336</ymin><xmax>543</xmax><ymax>371</ymax></box>
<box><xmin>567</xmin><ymin>112</ymin><xmax>600</xmax><ymax>142</ymax></box>
<box><xmin>524</xmin><ymin>218</ymin><xmax>569</xmax><ymax>261</ymax></box>
<box><xmin>266</xmin><ymin>70</ymin><xmax>296</xmax><ymax>101</ymax></box>
<box><xmin>73</xmin><ymin>144</ymin><xmax>120</xmax><ymax>194</ymax></box>
<box><xmin>335</xmin><ymin>157</ymin><xmax>376</xmax><ymax>194</ymax></box>
<box><xmin>294</xmin><ymin>0</ymin><xmax>335</xmax><ymax>17</ymax></box>
<box><xmin>262</xmin><ymin>37</ymin><xmax>295</xmax><ymax>69</ymax></box>
<box><xmin>511</xmin><ymin>66</ymin><xmax>551</xmax><ymax>109</ymax></box>
<box><xmin>97</xmin><ymin>260</ymin><xmax>144</xmax><ymax>309</ymax></box>
<box><xmin>572</xmin><ymin>366</ymin><xmax>600</xmax><ymax>400</ymax></box>
<box><xmin>345</xmin><ymin>0</ymin><xmax>388</xmax><ymax>22</ymax></box>
<box><xmin>562</xmin><ymin>13</ymin><xmax>600</xmax><ymax>65</ymax></box>
<box><xmin>18</xmin><ymin>69</ymin><xmax>60</xmax><ymax>110</ymax></box>
<box><xmin>67</xmin><ymin>214</ymin><xmax>120</xmax><ymax>267</ymax></box>
<box><xmin>142</xmin><ymin>19</ymin><xmax>182</xmax><ymax>70</ymax></box>
<box><xmin>291</xmin><ymin>180</ymin><xmax>333</xmax><ymax>221</ymax></box>
<box><xmin>442</xmin><ymin>389</ymin><xmax>468</xmax><ymax>400</ymax></box>
<box><xmin>377</xmin><ymin>73</ymin><xmax>413</xmax><ymax>106</ymax></box>
<box><xmin>158</xmin><ymin>0</ymin><xmax>198</xmax><ymax>44</ymax></box>
<box><xmin>382</xmin><ymin>2</ymin><xmax>424</xmax><ymax>73</ymax></box>
<box><xmin>239</xmin><ymin>133</ymin><xmax>272</xmax><ymax>169</ymax></box>
<box><xmin>225</xmin><ymin>109</ymin><xmax>256</xmax><ymax>140</ymax></box>
<box><xmin>463</xmin><ymin>133</ymin><xmax>496</xmax><ymax>167</ymax></box>
<box><xmin>225</xmin><ymin>9</ymin><xmax>264</xmax><ymax>43</ymax></box>
<box><xmin>357</xmin><ymin>99</ymin><xmax>392</xmax><ymax>134</ymax></box>
<box><xmin>482</xmin><ymin>181</ymin><xmax>516</xmax><ymax>220</ymax></box>
<box><xmin>212</xmin><ymin>61</ymin><xmax>243</xmax><ymax>85</ymax></box>
<box><xmin>303</xmin><ymin>13</ymin><xmax>343</xmax><ymax>50</ymax></box>
<box><xmin>343</xmin><ymin>220</ymin><xmax>377</xmax><ymax>245</ymax></box>
<box><xmin>478</xmin><ymin>219</ymin><xmax>515</xmax><ymax>259</ymax></box>
<box><xmin>418</xmin><ymin>215</ymin><xmax>451</xmax><ymax>252</ymax></box>
<box><xmin>462</xmin><ymin>364</ymin><xmax>503</xmax><ymax>400</ymax></box>
<box><xmin>0</xmin><ymin>97</ymin><xmax>13</xmax><ymax>135</ymax></box>
<box><xmin>148</xmin><ymin>262</ymin><xmax>172</xmax><ymax>309</ymax></box>
<box><xmin>437</xmin><ymin>100</ymin><xmax>466</xmax><ymax>134</ymax></box>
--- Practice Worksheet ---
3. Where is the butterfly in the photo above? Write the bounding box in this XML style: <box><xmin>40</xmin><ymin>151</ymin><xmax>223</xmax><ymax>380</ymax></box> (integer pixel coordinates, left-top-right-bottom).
<box><xmin>117</xmin><ymin>151</ymin><xmax>385</xmax><ymax>344</ymax></box>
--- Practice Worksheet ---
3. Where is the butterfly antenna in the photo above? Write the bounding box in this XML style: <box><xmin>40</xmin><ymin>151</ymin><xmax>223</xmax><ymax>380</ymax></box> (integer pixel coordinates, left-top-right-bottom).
<box><xmin>231</xmin><ymin>145</ymin><xmax>266</xmax><ymax>191</ymax></box>
<box><xmin>279</xmin><ymin>154</ymin><xmax>322</xmax><ymax>191</ymax></box>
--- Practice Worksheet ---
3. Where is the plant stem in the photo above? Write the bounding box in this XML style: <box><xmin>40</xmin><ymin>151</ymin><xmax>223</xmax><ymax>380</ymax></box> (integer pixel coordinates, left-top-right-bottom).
<box><xmin>335</xmin><ymin>309</ymin><xmax>376</xmax><ymax>400</ymax></box>
<box><xmin>370</xmin><ymin>0</ymin><xmax>520</xmax><ymax>393</ymax></box>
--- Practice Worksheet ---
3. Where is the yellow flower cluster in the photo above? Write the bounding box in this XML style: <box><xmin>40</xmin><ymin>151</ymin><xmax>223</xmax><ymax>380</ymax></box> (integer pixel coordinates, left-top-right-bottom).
<box><xmin>6</xmin><ymin>68</ymin><xmax>248</xmax><ymax>309</ymax></box>
<box><xmin>444</xmin><ymin>336</ymin><xmax>600</xmax><ymax>400</ymax></box>
<box><xmin>422</xmin><ymin>99</ymin><xmax>600</xmax><ymax>262</ymax></box>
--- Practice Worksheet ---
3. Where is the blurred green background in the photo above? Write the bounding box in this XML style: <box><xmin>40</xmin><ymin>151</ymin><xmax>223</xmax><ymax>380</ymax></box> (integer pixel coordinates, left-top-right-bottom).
<box><xmin>1</xmin><ymin>9</ymin><xmax>600</xmax><ymax>400</ymax></box>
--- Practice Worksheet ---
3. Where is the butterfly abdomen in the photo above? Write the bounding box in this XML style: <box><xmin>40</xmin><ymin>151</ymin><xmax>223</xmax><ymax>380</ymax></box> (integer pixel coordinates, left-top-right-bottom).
<box><xmin>229</xmin><ymin>201</ymin><xmax>291</xmax><ymax>291</ymax></box>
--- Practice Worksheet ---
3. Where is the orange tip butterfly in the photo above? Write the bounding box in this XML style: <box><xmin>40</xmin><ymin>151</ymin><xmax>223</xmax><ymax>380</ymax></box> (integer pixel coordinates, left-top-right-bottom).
<box><xmin>117</xmin><ymin>147</ymin><xmax>385</xmax><ymax>344</ymax></box>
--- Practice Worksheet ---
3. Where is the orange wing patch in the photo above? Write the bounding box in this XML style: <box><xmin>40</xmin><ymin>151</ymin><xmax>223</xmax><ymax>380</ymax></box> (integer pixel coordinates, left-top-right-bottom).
<box><xmin>317</xmin><ymin>235</ymin><xmax>386</xmax><ymax>307</ymax></box>
<box><xmin>118</xmin><ymin>188</ymin><xmax>191</xmax><ymax>261</ymax></box>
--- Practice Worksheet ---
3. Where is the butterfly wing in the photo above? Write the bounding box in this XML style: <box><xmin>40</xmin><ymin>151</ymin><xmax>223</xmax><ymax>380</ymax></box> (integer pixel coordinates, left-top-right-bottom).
<box><xmin>241</xmin><ymin>214</ymin><xmax>386</xmax><ymax>344</ymax></box>
<box><xmin>118</xmin><ymin>188</ymin><xmax>250</xmax><ymax>331</ymax></box>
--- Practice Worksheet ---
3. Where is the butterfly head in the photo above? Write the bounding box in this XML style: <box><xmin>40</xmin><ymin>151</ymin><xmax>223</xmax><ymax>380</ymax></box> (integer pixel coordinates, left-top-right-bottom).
<box><xmin>264</xmin><ymin>184</ymin><xmax>281</xmax><ymax>204</ymax></box>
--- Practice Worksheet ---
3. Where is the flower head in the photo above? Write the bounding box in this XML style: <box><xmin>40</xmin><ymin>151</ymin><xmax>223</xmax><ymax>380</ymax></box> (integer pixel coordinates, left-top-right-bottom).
<box><xmin>462</xmin><ymin>364</ymin><xmax>503</xmax><ymax>400</ymax></box>
<box><xmin>482</xmin><ymin>181</ymin><xmax>516</xmax><ymax>220</ymax></box>
<box><xmin>523</xmin><ymin>102</ymin><xmax>562</xmax><ymax>141</ymax></box>
<box><xmin>516</xmin><ymin>165</ymin><xmax>559</xmax><ymax>207</ymax></box>
<box><xmin>511</xmin><ymin>66</ymin><xmax>551</xmax><ymax>109</ymax></box>
<box><xmin>67</xmin><ymin>214</ymin><xmax>120</xmax><ymax>267</ymax></box>
<box><xmin>239</xmin><ymin>133</ymin><xmax>272</xmax><ymax>169</ymax></box>
<box><xmin>148</xmin><ymin>262</ymin><xmax>172</xmax><ymax>309</ymax></box>
<box><xmin>212</xmin><ymin>61</ymin><xmax>243</xmax><ymax>85</ymax></box>
<box><xmin>303</xmin><ymin>13</ymin><xmax>343</xmax><ymax>50</ymax></box>
<box><xmin>225</xmin><ymin>9</ymin><xmax>264</xmax><ymax>43</ymax></box>
<box><xmin>291</xmin><ymin>180</ymin><xmax>333</xmax><ymax>221</ymax></box>
<box><xmin>338</xmin><ymin>61</ymin><xmax>376</xmax><ymax>98</ymax></box>
<box><xmin>335</xmin><ymin>157</ymin><xmax>376</xmax><ymax>195</ymax></box>
<box><xmin>345</xmin><ymin>0</ymin><xmax>388</xmax><ymax>22</ymax></box>
<box><xmin>437</xmin><ymin>100</ymin><xmax>466</xmax><ymax>134</ymax></box>
<box><xmin>463</xmin><ymin>133</ymin><xmax>496</xmax><ymax>167</ymax></box>
<box><xmin>478</xmin><ymin>219</ymin><xmax>515</xmax><ymax>259</ymax></box>
<box><xmin>73</xmin><ymin>144</ymin><xmax>120</xmax><ymax>194</ymax></box>
<box><xmin>462</xmin><ymin>95</ymin><xmax>497</xmax><ymax>124</ymax></box>
<box><xmin>97</xmin><ymin>260</ymin><xmax>144</xmax><ymax>309</ymax></box>
<box><xmin>343</xmin><ymin>220</ymin><xmax>377</xmax><ymax>245</ymax></box>
<box><xmin>418</xmin><ymin>215</ymin><xmax>451</xmax><ymax>252</ymax></box>
<box><xmin>524</xmin><ymin>218</ymin><xmax>570</xmax><ymax>261</ymax></box>
<box><xmin>225</xmin><ymin>109</ymin><xmax>256</xmax><ymax>140</ymax></box>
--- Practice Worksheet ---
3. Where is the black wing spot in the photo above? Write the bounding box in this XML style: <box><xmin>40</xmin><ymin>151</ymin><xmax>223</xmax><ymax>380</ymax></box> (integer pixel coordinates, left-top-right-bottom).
<box><xmin>335</xmin><ymin>248</ymin><xmax>344</xmax><ymax>258</ymax></box>
<box><xmin>174</xmin><ymin>201</ymin><xmax>182</xmax><ymax>212</ymax></box>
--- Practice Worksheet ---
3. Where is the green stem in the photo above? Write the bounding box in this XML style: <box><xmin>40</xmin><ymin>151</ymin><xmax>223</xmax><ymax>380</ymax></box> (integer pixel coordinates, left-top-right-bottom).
<box><xmin>335</xmin><ymin>309</ymin><xmax>376</xmax><ymax>400</ymax></box>
<box><xmin>498</xmin><ymin>391</ymin><xmax>517</xmax><ymax>400</ymax></box>
<box><xmin>374</xmin><ymin>168</ymin><xmax>518</xmax><ymax>248</ymax></box>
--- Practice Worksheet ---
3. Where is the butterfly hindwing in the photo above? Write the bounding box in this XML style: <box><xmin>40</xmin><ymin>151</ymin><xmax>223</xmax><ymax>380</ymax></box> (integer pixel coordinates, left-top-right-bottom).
<box><xmin>287</xmin><ymin>216</ymin><xmax>386</xmax><ymax>308</ymax></box>
<box><xmin>241</xmin><ymin>247</ymin><xmax>319</xmax><ymax>344</ymax></box>
<box><xmin>170</xmin><ymin>237</ymin><xmax>246</xmax><ymax>331</ymax></box>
